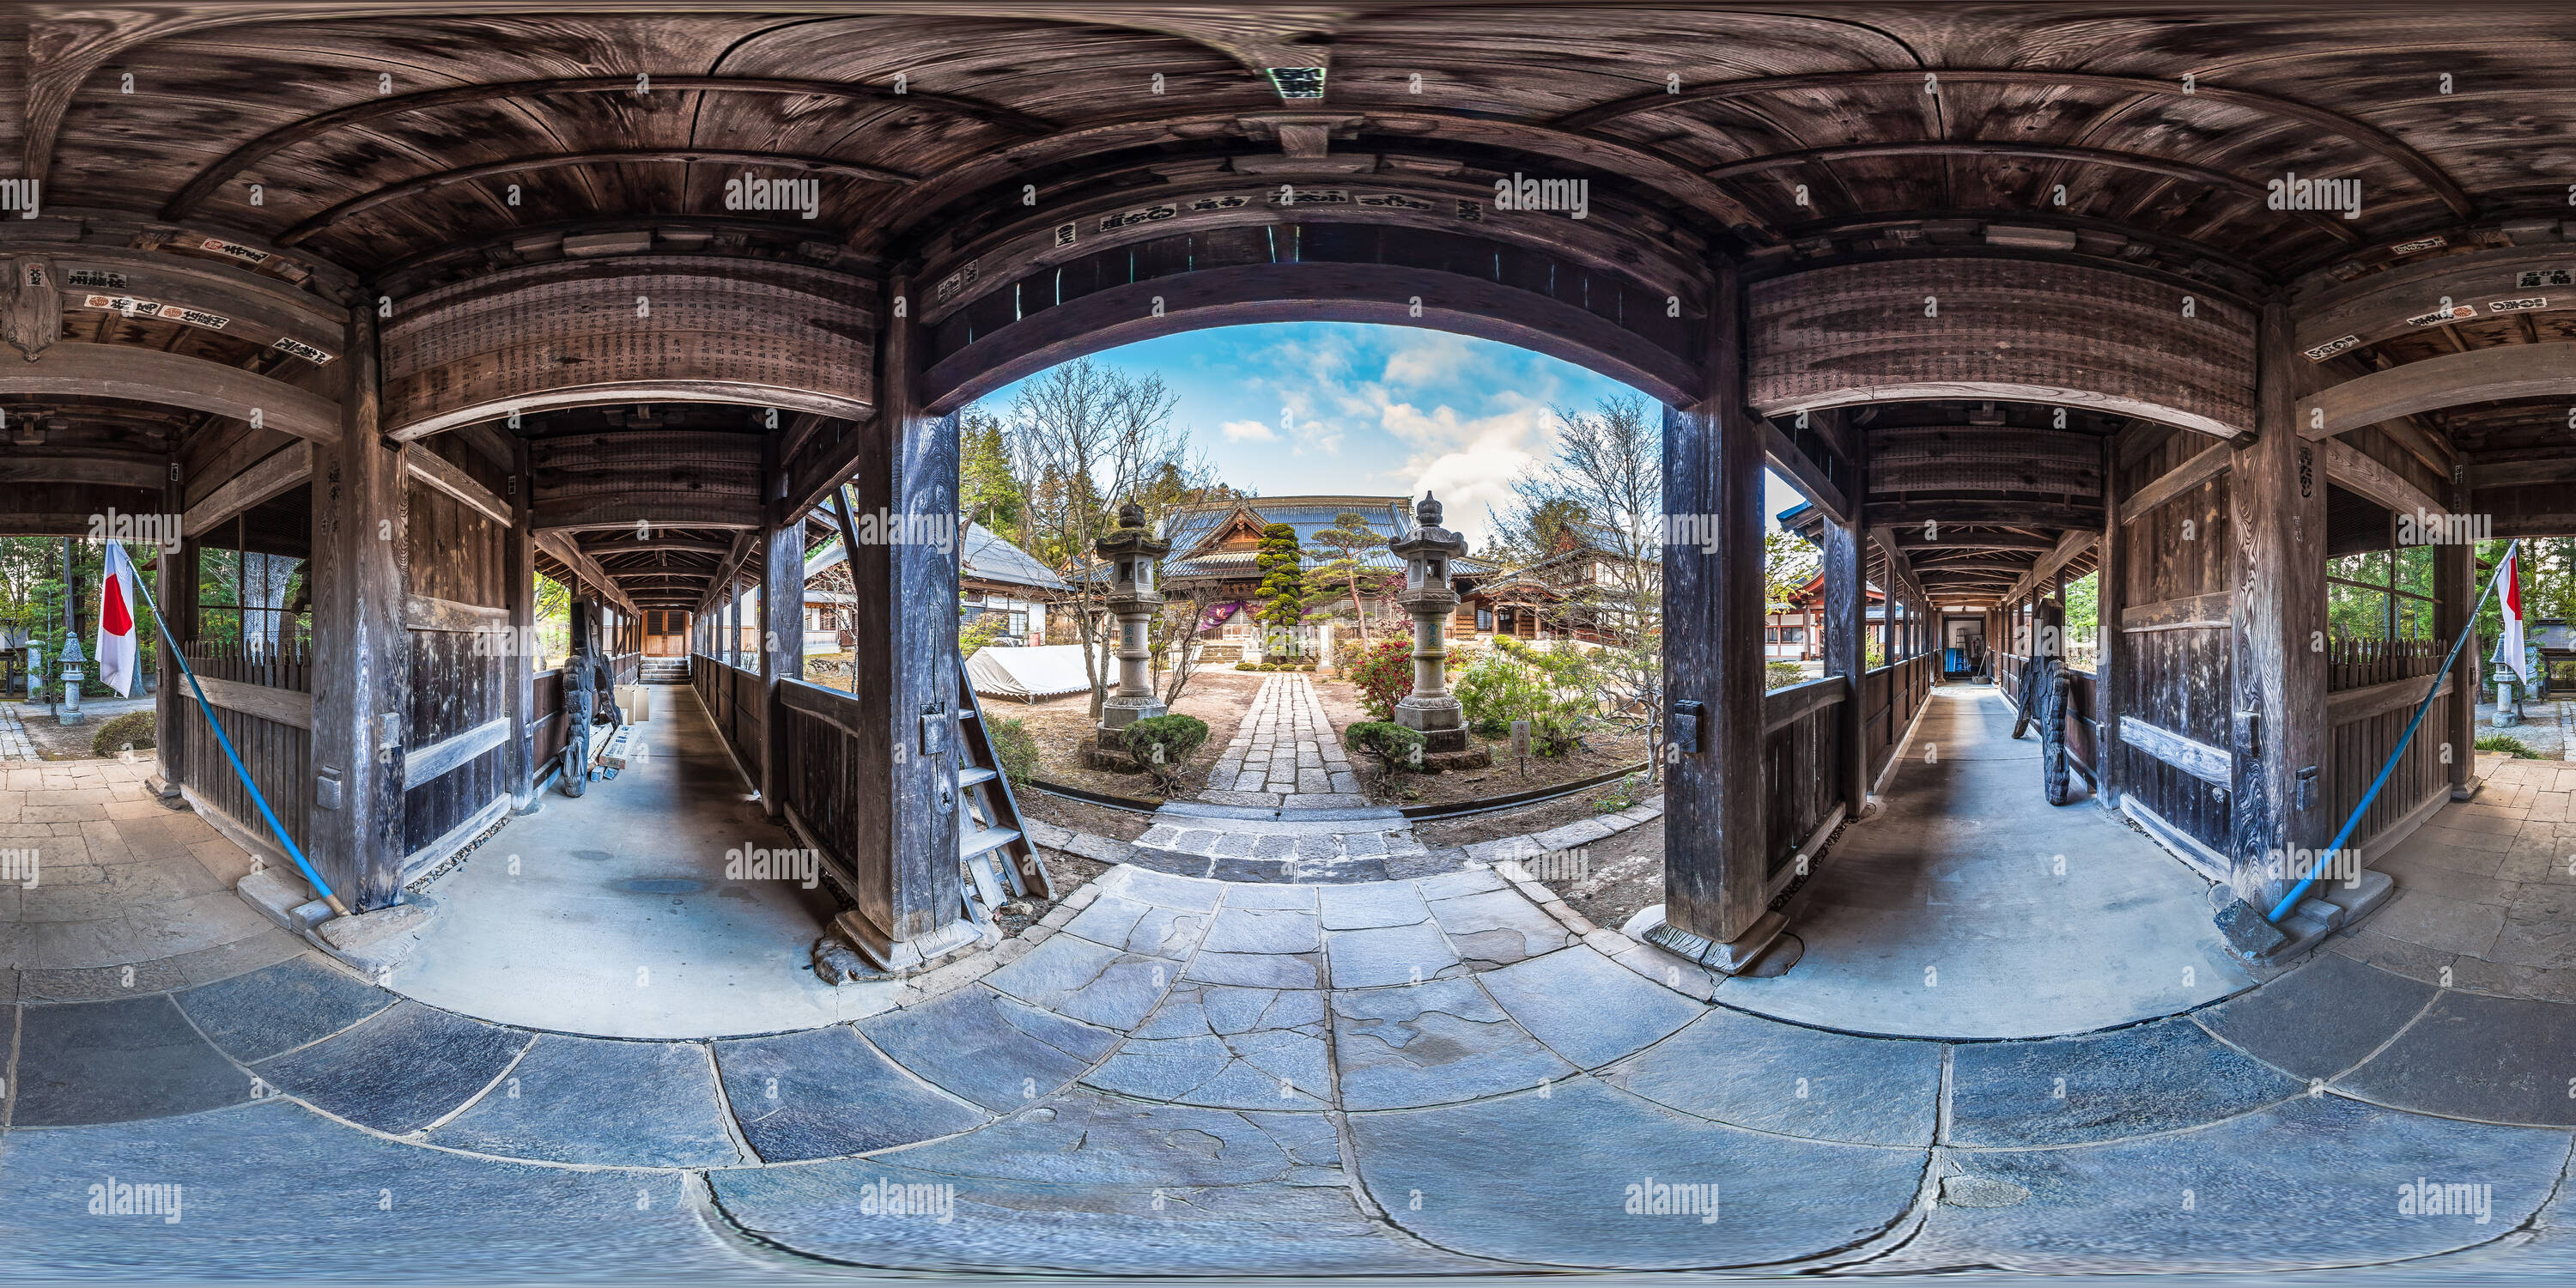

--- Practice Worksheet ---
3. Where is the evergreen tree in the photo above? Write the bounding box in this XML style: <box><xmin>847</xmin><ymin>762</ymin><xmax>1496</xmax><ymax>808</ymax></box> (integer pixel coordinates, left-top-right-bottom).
<box><xmin>957</xmin><ymin>412</ymin><xmax>1024</xmax><ymax>540</ymax></box>
<box><xmin>1254</xmin><ymin>522</ymin><xmax>1309</xmax><ymax>659</ymax></box>
<box><xmin>1306</xmin><ymin>511</ymin><xmax>1393</xmax><ymax>647</ymax></box>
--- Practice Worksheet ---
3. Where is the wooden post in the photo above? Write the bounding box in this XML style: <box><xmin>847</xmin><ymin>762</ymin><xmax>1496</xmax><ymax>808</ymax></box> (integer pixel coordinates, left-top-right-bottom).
<box><xmin>2229</xmin><ymin>301</ymin><xmax>2330</xmax><ymax>907</ymax></box>
<box><xmin>838</xmin><ymin>274</ymin><xmax>968</xmax><ymax>969</ymax></box>
<box><xmin>505</xmin><ymin>434</ymin><xmax>536</xmax><ymax>809</ymax></box>
<box><xmin>149</xmin><ymin>455</ymin><xmax>191</xmax><ymax>799</ymax></box>
<box><xmin>2096</xmin><ymin>430</ymin><xmax>2128</xmax><ymax>813</ymax></box>
<box><xmin>1651</xmin><ymin>262</ymin><xmax>1776</xmax><ymax>970</ymax></box>
<box><xmin>1823</xmin><ymin>499</ymin><xmax>1867</xmax><ymax>817</ymax></box>
<box><xmin>759</xmin><ymin>432</ymin><xmax>804</xmax><ymax>820</ymax></box>
<box><xmin>2439</xmin><ymin>471</ymin><xmax>2477</xmax><ymax>799</ymax></box>
<box><xmin>307</xmin><ymin>300</ymin><xmax>410</xmax><ymax>910</ymax></box>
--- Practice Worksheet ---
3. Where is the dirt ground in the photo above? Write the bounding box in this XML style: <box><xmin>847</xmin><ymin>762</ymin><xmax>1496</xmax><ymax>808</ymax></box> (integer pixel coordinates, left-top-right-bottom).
<box><xmin>1548</xmin><ymin>817</ymin><xmax>1666</xmax><ymax>934</ymax></box>
<box><xmin>1012</xmin><ymin>788</ymin><xmax>1154</xmax><ymax>841</ymax></box>
<box><xmin>13</xmin><ymin>702</ymin><xmax>152</xmax><ymax>761</ymax></box>
<box><xmin>1412</xmin><ymin>779</ymin><xmax>1659</xmax><ymax>848</ymax></box>
<box><xmin>984</xmin><ymin>666</ymin><xmax>1268</xmax><ymax>802</ymax></box>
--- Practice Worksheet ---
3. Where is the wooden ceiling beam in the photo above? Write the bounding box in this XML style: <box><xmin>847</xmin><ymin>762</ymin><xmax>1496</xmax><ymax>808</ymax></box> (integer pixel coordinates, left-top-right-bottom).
<box><xmin>280</xmin><ymin>150</ymin><xmax>912</xmax><ymax>246</ymax></box>
<box><xmin>1552</xmin><ymin>69</ymin><xmax>2474</xmax><ymax>219</ymax></box>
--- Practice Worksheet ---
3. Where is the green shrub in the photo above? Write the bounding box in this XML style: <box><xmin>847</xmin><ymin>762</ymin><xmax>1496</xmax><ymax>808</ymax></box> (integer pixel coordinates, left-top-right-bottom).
<box><xmin>958</xmin><ymin>613</ymin><xmax>1011</xmax><ymax>657</ymax></box>
<box><xmin>1765</xmin><ymin>661</ymin><xmax>1807</xmax><ymax>690</ymax></box>
<box><xmin>1455</xmin><ymin>647</ymin><xmax>1552</xmax><ymax>738</ymax></box>
<box><xmin>1234</xmin><ymin>661</ymin><xmax>1256</xmax><ymax>671</ymax></box>
<box><xmin>1300</xmin><ymin>663</ymin><xmax>1317</xmax><ymax>671</ymax></box>
<box><xmin>2475</xmin><ymin>732</ymin><xmax>2542</xmax><ymax>759</ymax></box>
<box><xmin>1530</xmin><ymin>710</ymin><xmax>1585</xmax><ymax>757</ymax></box>
<box><xmin>1122</xmin><ymin>714</ymin><xmax>1211</xmax><ymax>790</ymax></box>
<box><xmin>1347</xmin><ymin>637</ymin><xmax>1414</xmax><ymax>720</ymax></box>
<box><xmin>987</xmin><ymin>716</ymin><xmax>1040</xmax><ymax>787</ymax></box>
<box><xmin>1344</xmin><ymin>720</ymin><xmax>1425</xmax><ymax>775</ymax></box>
<box><xmin>91</xmin><ymin>709</ymin><xmax>156</xmax><ymax>759</ymax></box>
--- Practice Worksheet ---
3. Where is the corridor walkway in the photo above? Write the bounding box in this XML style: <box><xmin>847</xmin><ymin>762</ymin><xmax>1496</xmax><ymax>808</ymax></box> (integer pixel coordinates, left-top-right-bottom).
<box><xmin>392</xmin><ymin>683</ymin><xmax>875</xmax><ymax>1038</ymax></box>
<box><xmin>1717</xmin><ymin>683</ymin><xmax>2254</xmax><ymax>1038</ymax></box>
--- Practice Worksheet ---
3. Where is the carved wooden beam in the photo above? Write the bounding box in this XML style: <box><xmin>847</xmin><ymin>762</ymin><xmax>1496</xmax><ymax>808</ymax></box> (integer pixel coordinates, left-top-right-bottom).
<box><xmin>0</xmin><ymin>344</ymin><xmax>338</xmax><ymax>445</ymax></box>
<box><xmin>2306</xmin><ymin>343</ymin><xmax>2576</xmax><ymax>440</ymax></box>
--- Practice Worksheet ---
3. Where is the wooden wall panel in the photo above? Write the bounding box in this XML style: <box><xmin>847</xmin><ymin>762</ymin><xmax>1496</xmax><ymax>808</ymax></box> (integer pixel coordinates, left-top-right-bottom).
<box><xmin>2114</xmin><ymin>429</ymin><xmax>2237</xmax><ymax>857</ymax></box>
<box><xmin>379</xmin><ymin>257</ymin><xmax>876</xmax><ymax>438</ymax></box>
<box><xmin>1748</xmin><ymin>258</ymin><xmax>2257</xmax><ymax>438</ymax></box>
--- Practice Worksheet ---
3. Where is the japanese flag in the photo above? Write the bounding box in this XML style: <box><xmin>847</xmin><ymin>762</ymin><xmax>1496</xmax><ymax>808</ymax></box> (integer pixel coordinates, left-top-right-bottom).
<box><xmin>97</xmin><ymin>540</ymin><xmax>141</xmax><ymax>697</ymax></box>
<box><xmin>2496</xmin><ymin>544</ymin><xmax>2529</xmax><ymax>683</ymax></box>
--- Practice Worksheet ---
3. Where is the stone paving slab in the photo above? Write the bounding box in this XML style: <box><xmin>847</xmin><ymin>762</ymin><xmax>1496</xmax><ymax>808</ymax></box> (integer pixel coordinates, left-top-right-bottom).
<box><xmin>986</xmin><ymin>932</ymin><xmax>1182</xmax><ymax>1030</ymax></box>
<box><xmin>2333</xmin><ymin>987</ymin><xmax>2576</xmax><ymax>1126</ymax></box>
<box><xmin>1597</xmin><ymin>1005</ymin><xmax>1942</xmax><ymax>1146</ymax></box>
<box><xmin>0</xmin><ymin>1101</ymin><xmax>752</xmax><ymax>1279</ymax></box>
<box><xmin>1877</xmin><ymin>1093</ymin><xmax>2569</xmax><ymax>1275</ymax></box>
<box><xmin>429</xmin><ymin>1034</ymin><xmax>742</xmax><ymax>1168</ymax></box>
<box><xmin>857</xmin><ymin>985</ymin><xmax>1112</xmax><ymax>1113</ymax></box>
<box><xmin>1347</xmin><ymin>1077</ymin><xmax>1929</xmax><ymax>1270</ymax></box>
<box><xmin>174</xmin><ymin>954</ymin><xmax>397</xmax><ymax>1063</ymax></box>
<box><xmin>1325</xmin><ymin>920</ymin><xmax>1467</xmax><ymax>987</ymax></box>
<box><xmin>711</xmin><ymin>1091</ymin><xmax>1492</xmax><ymax>1275</ymax></box>
<box><xmin>713</xmin><ymin>1024</ymin><xmax>987</xmax><ymax>1161</ymax></box>
<box><xmin>252</xmin><ymin>999</ymin><xmax>533</xmax><ymax>1136</ymax></box>
<box><xmin>1946</xmin><ymin>1017</ymin><xmax>2304</xmax><ymax>1148</ymax></box>
<box><xmin>2195</xmin><ymin>951</ymin><xmax>2438</xmax><ymax>1081</ymax></box>
<box><xmin>9</xmin><ymin>993</ymin><xmax>250</xmax><ymax>1127</ymax></box>
<box><xmin>1332</xmin><ymin>975</ymin><xmax>1574</xmax><ymax>1109</ymax></box>
<box><xmin>1476</xmin><ymin>945</ymin><xmax>1702</xmax><ymax>1069</ymax></box>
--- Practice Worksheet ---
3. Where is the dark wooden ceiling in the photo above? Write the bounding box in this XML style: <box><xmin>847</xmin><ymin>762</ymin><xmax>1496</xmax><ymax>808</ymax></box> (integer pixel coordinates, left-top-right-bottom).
<box><xmin>27</xmin><ymin>4</ymin><xmax>2574</xmax><ymax>280</ymax></box>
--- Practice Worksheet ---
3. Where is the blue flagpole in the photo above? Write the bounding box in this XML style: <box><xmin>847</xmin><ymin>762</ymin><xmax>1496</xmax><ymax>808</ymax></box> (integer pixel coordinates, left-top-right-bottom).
<box><xmin>117</xmin><ymin>541</ymin><xmax>349</xmax><ymax>916</ymax></box>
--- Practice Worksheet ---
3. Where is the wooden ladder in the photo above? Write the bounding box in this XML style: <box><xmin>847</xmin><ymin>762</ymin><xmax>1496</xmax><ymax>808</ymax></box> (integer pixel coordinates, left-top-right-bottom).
<box><xmin>955</xmin><ymin>656</ymin><xmax>1053</xmax><ymax>932</ymax></box>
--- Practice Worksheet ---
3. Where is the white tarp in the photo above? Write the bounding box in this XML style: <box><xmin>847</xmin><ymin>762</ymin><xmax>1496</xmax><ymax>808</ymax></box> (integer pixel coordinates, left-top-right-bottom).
<box><xmin>967</xmin><ymin>643</ymin><xmax>1096</xmax><ymax>702</ymax></box>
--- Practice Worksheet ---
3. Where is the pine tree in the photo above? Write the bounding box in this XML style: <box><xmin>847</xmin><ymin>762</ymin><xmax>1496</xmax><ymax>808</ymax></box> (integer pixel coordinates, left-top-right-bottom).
<box><xmin>1254</xmin><ymin>522</ymin><xmax>1309</xmax><ymax>659</ymax></box>
<box><xmin>1307</xmin><ymin>511</ymin><xmax>1392</xmax><ymax>647</ymax></box>
<box><xmin>957</xmin><ymin>412</ymin><xmax>1024</xmax><ymax>540</ymax></box>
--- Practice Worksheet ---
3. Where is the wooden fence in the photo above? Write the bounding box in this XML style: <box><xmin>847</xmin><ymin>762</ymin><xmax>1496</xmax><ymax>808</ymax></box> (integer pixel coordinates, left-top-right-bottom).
<box><xmin>177</xmin><ymin>641</ymin><xmax>313</xmax><ymax>860</ymax></box>
<box><xmin>693</xmin><ymin>653</ymin><xmax>763</xmax><ymax>769</ymax></box>
<box><xmin>1860</xmin><ymin>653</ymin><xmax>1932</xmax><ymax>781</ymax></box>
<box><xmin>2328</xmin><ymin>636</ymin><xmax>2444</xmax><ymax>692</ymax></box>
<box><xmin>1761</xmin><ymin>676</ymin><xmax>1844</xmax><ymax>878</ymax></box>
<box><xmin>776</xmin><ymin>679</ymin><xmax>870</xmax><ymax>892</ymax></box>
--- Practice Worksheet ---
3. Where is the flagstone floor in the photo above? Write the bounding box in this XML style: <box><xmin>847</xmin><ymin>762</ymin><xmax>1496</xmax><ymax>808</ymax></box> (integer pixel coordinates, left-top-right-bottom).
<box><xmin>0</xmin><ymin>703</ymin><xmax>33</xmax><ymax>762</ymax></box>
<box><xmin>9</xmin><ymin>841</ymin><xmax>2576</xmax><ymax>1279</ymax></box>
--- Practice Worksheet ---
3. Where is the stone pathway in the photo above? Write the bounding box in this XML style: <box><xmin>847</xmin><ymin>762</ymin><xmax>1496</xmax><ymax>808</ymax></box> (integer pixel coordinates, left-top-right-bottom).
<box><xmin>0</xmin><ymin>702</ymin><xmax>36</xmax><ymax>761</ymax></box>
<box><xmin>10</xmin><ymin>854</ymin><xmax>2576</xmax><ymax>1278</ymax></box>
<box><xmin>2340</xmin><ymin>752</ymin><xmax>2576</xmax><ymax>1004</ymax></box>
<box><xmin>1201</xmin><ymin>672</ymin><xmax>1364</xmax><ymax>807</ymax></box>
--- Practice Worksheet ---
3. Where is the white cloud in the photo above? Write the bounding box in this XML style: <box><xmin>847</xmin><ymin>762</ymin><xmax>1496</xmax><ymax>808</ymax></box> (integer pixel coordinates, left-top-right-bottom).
<box><xmin>1219</xmin><ymin>418</ymin><xmax>1277</xmax><ymax>442</ymax></box>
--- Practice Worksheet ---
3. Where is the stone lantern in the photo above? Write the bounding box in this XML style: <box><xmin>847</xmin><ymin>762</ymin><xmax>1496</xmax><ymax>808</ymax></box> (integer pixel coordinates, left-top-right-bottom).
<box><xmin>1389</xmin><ymin>493</ymin><xmax>1486</xmax><ymax>768</ymax></box>
<box><xmin>1091</xmin><ymin>501</ymin><xmax>1170</xmax><ymax>766</ymax></box>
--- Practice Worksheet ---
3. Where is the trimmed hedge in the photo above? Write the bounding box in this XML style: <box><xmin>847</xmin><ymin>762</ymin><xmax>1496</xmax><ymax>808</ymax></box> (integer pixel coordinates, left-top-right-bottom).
<box><xmin>91</xmin><ymin>709</ymin><xmax>157</xmax><ymax>759</ymax></box>
<box><xmin>1123</xmin><ymin>714</ymin><xmax>1211</xmax><ymax>787</ymax></box>
<box><xmin>1344</xmin><ymin>720</ymin><xmax>1425</xmax><ymax>773</ymax></box>
<box><xmin>988</xmin><ymin>716</ymin><xmax>1040</xmax><ymax>786</ymax></box>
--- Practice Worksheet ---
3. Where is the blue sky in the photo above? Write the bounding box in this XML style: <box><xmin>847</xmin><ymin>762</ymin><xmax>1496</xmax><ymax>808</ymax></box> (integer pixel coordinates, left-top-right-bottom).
<box><xmin>975</xmin><ymin>321</ymin><xmax>1805</xmax><ymax>550</ymax></box>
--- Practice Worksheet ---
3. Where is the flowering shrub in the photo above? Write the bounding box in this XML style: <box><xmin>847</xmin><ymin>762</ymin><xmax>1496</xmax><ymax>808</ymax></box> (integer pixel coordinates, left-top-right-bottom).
<box><xmin>1346</xmin><ymin>637</ymin><xmax>1415</xmax><ymax>720</ymax></box>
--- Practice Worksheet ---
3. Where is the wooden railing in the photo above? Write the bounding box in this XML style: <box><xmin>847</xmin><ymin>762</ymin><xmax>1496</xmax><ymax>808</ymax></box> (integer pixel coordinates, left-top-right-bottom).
<box><xmin>776</xmin><ymin>679</ymin><xmax>869</xmax><ymax>889</ymax></box>
<box><xmin>532</xmin><ymin>668</ymin><xmax>564</xmax><ymax>778</ymax></box>
<box><xmin>611</xmin><ymin>651</ymin><xmax>641</xmax><ymax>687</ymax></box>
<box><xmin>1761</xmin><ymin>676</ymin><xmax>1844</xmax><ymax>878</ymax></box>
<box><xmin>1860</xmin><ymin>653</ymin><xmax>1932</xmax><ymax>781</ymax></box>
<box><xmin>2329</xmin><ymin>636</ymin><xmax>2444</xmax><ymax>692</ymax></box>
<box><xmin>178</xmin><ymin>641</ymin><xmax>312</xmax><ymax>858</ymax></box>
<box><xmin>2327</xmin><ymin>671</ymin><xmax>2453</xmax><ymax>849</ymax></box>
<box><xmin>692</xmin><ymin>653</ymin><xmax>763</xmax><ymax>770</ymax></box>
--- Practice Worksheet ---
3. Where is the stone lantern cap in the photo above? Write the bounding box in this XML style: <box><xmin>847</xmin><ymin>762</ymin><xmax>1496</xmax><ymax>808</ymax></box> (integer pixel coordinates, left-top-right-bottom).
<box><xmin>1093</xmin><ymin>501</ymin><xmax>1170</xmax><ymax>561</ymax></box>
<box><xmin>1389</xmin><ymin>491</ymin><xmax>1466</xmax><ymax>562</ymax></box>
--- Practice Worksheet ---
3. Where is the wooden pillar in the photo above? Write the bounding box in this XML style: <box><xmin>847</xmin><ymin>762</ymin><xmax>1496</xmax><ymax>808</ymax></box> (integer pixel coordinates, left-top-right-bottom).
<box><xmin>1823</xmin><ymin>500</ymin><xmax>1867</xmax><ymax>818</ymax></box>
<box><xmin>2096</xmin><ymin>431</ymin><xmax>2129</xmax><ymax>813</ymax></box>
<box><xmin>308</xmin><ymin>300</ymin><xmax>410</xmax><ymax>910</ymax></box>
<box><xmin>149</xmin><ymin>455</ymin><xmax>191</xmax><ymax>798</ymax></box>
<box><xmin>759</xmin><ymin>433</ymin><xmax>804</xmax><ymax>820</ymax></box>
<box><xmin>505</xmin><ymin>436</ymin><xmax>537</xmax><ymax>809</ymax></box>
<box><xmin>841</xmin><ymin>274</ymin><xmax>968</xmax><ymax>967</ymax></box>
<box><xmin>2228</xmin><ymin>301</ymin><xmax>2330</xmax><ymax>907</ymax></box>
<box><xmin>2439</xmin><ymin>471</ymin><xmax>2478</xmax><ymax>800</ymax></box>
<box><xmin>1652</xmin><ymin>262</ymin><xmax>1775</xmax><ymax>970</ymax></box>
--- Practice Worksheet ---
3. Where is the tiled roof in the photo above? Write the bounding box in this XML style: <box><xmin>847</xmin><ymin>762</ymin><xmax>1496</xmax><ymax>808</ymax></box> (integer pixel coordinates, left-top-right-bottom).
<box><xmin>960</xmin><ymin>519</ymin><xmax>1066</xmax><ymax>591</ymax></box>
<box><xmin>1153</xmin><ymin>495</ymin><xmax>1493</xmax><ymax>581</ymax></box>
